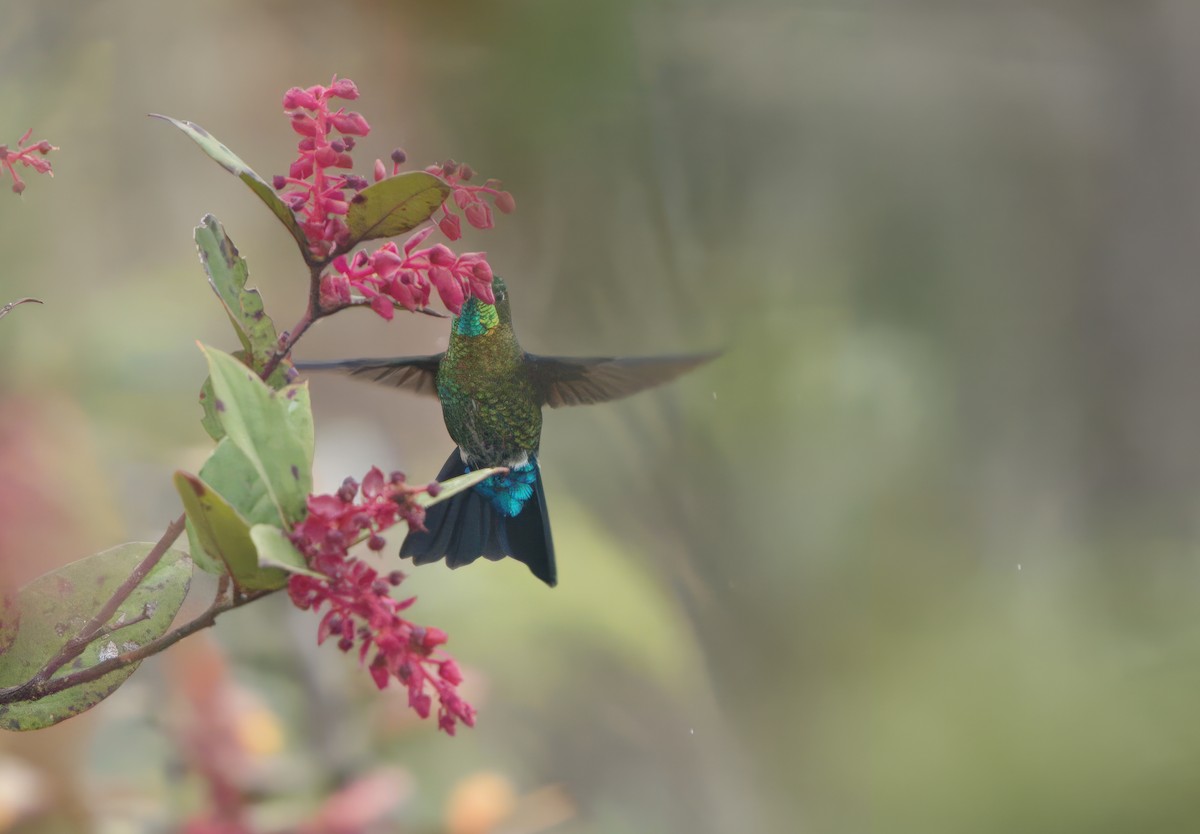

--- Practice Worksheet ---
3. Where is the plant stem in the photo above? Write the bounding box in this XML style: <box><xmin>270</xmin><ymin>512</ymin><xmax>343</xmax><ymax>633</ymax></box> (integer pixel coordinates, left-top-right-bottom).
<box><xmin>2</xmin><ymin>257</ymin><xmax>355</xmax><ymax>708</ymax></box>
<box><xmin>0</xmin><ymin>581</ymin><xmax>276</xmax><ymax>704</ymax></box>
<box><xmin>259</xmin><ymin>264</ymin><xmax>325</xmax><ymax>381</ymax></box>
<box><xmin>36</xmin><ymin>515</ymin><xmax>187</xmax><ymax>682</ymax></box>
<box><xmin>0</xmin><ymin>514</ymin><xmax>193</xmax><ymax>705</ymax></box>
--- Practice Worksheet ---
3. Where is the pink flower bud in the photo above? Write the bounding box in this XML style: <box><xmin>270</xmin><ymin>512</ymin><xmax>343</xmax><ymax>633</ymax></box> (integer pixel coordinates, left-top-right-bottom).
<box><xmin>391</xmin><ymin>148</ymin><xmax>407</xmax><ymax>164</ymax></box>
<box><xmin>465</xmin><ymin>201</ymin><xmax>493</xmax><ymax>230</ymax></box>
<box><xmin>428</xmin><ymin>244</ymin><xmax>457</xmax><ymax>267</ymax></box>
<box><xmin>411</xmin><ymin>692</ymin><xmax>432</xmax><ymax>718</ymax></box>
<box><xmin>283</xmin><ymin>87</ymin><xmax>319</xmax><ymax>110</ymax></box>
<box><xmin>330</xmin><ymin>111</ymin><xmax>371</xmax><ymax>136</ymax></box>
<box><xmin>369</xmin><ymin>659</ymin><xmax>390</xmax><ymax>690</ymax></box>
<box><xmin>318</xmin><ymin>613</ymin><xmax>341</xmax><ymax>644</ymax></box>
<box><xmin>430</xmin><ymin>268</ymin><xmax>464</xmax><ymax>313</ymax></box>
<box><xmin>374</xmin><ymin>158</ymin><xmax>387</xmax><ymax>182</ymax></box>
<box><xmin>472</xmin><ymin>280</ymin><xmax>495</xmax><ymax>305</ymax></box>
<box><xmin>371</xmin><ymin>247</ymin><xmax>403</xmax><ymax>278</ymax></box>
<box><xmin>494</xmin><ymin>191</ymin><xmax>516</xmax><ymax>214</ymax></box>
<box><xmin>272</xmin><ymin>174</ymin><xmax>287</xmax><ymax>190</ymax></box>
<box><xmin>422</xmin><ymin>626</ymin><xmax>449</xmax><ymax>648</ymax></box>
<box><xmin>453</xmin><ymin>188</ymin><xmax>472</xmax><ymax>209</ymax></box>
<box><xmin>459</xmin><ymin>163</ymin><xmax>474</xmax><ymax>182</ymax></box>
<box><xmin>439</xmin><ymin>659</ymin><xmax>463</xmax><ymax>685</ymax></box>
<box><xmin>385</xmin><ymin>278</ymin><xmax>418</xmax><ymax>311</ymax></box>
<box><xmin>290</xmin><ymin>114</ymin><xmax>319</xmax><ymax>136</ymax></box>
<box><xmin>362</xmin><ymin>466</ymin><xmax>385</xmax><ymax>498</ymax></box>
<box><xmin>438</xmin><ymin>213</ymin><xmax>462</xmax><ymax>241</ymax></box>
<box><xmin>315</xmin><ymin>146</ymin><xmax>339</xmax><ymax>167</ymax></box>
<box><xmin>404</xmin><ymin>225</ymin><xmax>435</xmax><ymax>254</ymax></box>
<box><xmin>320</xmin><ymin>273</ymin><xmax>352</xmax><ymax>308</ymax></box>
<box><xmin>290</xmin><ymin>158</ymin><xmax>314</xmax><ymax>180</ymax></box>
<box><xmin>370</xmin><ymin>295</ymin><xmax>395</xmax><ymax>320</ymax></box>
<box><xmin>329</xmin><ymin>77</ymin><xmax>360</xmax><ymax>100</ymax></box>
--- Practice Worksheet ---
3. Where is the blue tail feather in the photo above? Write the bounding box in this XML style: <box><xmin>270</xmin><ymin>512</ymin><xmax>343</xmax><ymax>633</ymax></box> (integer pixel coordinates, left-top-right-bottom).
<box><xmin>400</xmin><ymin>449</ymin><xmax>557</xmax><ymax>587</ymax></box>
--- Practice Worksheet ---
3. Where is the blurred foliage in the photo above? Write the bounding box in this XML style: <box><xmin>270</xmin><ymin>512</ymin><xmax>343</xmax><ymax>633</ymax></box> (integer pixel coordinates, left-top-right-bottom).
<box><xmin>5</xmin><ymin>1</ymin><xmax>1200</xmax><ymax>832</ymax></box>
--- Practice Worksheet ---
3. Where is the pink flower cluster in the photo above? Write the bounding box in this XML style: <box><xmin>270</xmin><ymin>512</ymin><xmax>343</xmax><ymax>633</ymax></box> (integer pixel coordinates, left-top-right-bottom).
<box><xmin>322</xmin><ymin>229</ymin><xmax>494</xmax><ymax>318</ymax></box>
<box><xmin>273</xmin><ymin>76</ymin><xmax>514</xmax><ymax>319</ymax></box>
<box><xmin>275</xmin><ymin>77</ymin><xmax>369</xmax><ymax>259</ymax></box>
<box><xmin>1</xmin><ymin>129</ymin><xmax>57</xmax><ymax>195</ymax></box>
<box><xmin>427</xmin><ymin>159</ymin><xmax>516</xmax><ymax>242</ymax></box>
<box><xmin>287</xmin><ymin>467</ymin><xmax>476</xmax><ymax>735</ymax></box>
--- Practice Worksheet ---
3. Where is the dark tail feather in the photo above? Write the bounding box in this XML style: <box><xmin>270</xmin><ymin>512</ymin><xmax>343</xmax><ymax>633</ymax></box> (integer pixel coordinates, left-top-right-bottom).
<box><xmin>400</xmin><ymin>449</ymin><xmax>557</xmax><ymax>587</ymax></box>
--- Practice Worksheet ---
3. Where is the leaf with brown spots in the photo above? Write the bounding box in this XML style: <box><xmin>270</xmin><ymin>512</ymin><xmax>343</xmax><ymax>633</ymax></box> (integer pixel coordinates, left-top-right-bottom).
<box><xmin>0</xmin><ymin>543</ymin><xmax>192</xmax><ymax>731</ymax></box>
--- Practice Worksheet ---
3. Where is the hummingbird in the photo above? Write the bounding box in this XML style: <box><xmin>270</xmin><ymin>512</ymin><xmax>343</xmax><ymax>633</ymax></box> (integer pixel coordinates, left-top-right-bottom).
<box><xmin>298</xmin><ymin>276</ymin><xmax>714</xmax><ymax>587</ymax></box>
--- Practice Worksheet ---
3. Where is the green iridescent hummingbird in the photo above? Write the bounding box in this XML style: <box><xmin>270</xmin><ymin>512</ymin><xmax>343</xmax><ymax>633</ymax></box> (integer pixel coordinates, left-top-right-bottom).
<box><xmin>299</xmin><ymin>276</ymin><xmax>713</xmax><ymax>587</ymax></box>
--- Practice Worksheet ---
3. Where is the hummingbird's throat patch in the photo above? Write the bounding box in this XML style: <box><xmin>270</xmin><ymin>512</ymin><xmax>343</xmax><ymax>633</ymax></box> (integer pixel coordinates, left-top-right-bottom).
<box><xmin>454</xmin><ymin>298</ymin><xmax>499</xmax><ymax>337</ymax></box>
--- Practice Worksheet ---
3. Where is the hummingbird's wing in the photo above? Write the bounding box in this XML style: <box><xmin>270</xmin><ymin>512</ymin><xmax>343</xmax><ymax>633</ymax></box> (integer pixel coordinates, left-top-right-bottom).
<box><xmin>295</xmin><ymin>355</ymin><xmax>444</xmax><ymax>397</ymax></box>
<box><xmin>524</xmin><ymin>352</ymin><xmax>717</xmax><ymax>408</ymax></box>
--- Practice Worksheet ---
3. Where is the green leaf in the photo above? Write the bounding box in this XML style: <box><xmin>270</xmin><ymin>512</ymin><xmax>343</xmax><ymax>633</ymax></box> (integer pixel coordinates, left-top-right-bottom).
<box><xmin>344</xmin><ymin>172</ymin><xmax>451</xmax><ymax>249</ymax></box>
<box><xmin>0</xmin><ymin>593</ymin><xmax>17</xmax><ymax>656</ymax></box>
<box><xmin>152</xmin><ymin>114</ymin><xmax>310</xmax><ymax>255</ymax></box>
<box><xmin>200</xmin><ymin>355</ymin><xmax>293</xmax><ymax>441</ymax></box>
<box><xmin>417</xmin><ymin>467</ymin><xmax>508</xmax><ymax>508</ymax></box>
<box><xmin>174</xmin><ymin>472</ymin><xmax>287</xmax><ymax>591</ymax></box>
<box><xmin>0</xmin><ymin>543</ymin><xmax>192</xmax><ymax>731</ymax></box>
<box><xmin>198</xmin><ymin>375</ymin><xmax>224</xmax><ymax>442</ymax></box>
<box><xmin>184</xmin><ymin>519</ymin><xmax>223</xmax><ymax>577</ymax></box>
<box><xmin>200</xmin><ymin>345</ymin><xmax>314</xmax><ymax>526</ymax></box>
<box><xmin>249</xmin><ymin>525</ymin><xmax>326</xmax><ymax>580</ymax></box>
<box><xmin>199</xmin><ymin>437</ymin><xmax>280</xmax><ymax>527</ymax></box>
<box><xmin>194</xmin><ymin>215</ymin><xmax>285</xmax><ymax>372</ymax></box>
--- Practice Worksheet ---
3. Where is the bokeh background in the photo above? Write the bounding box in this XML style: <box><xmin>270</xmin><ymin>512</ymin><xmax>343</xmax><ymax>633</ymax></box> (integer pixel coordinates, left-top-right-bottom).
<box><xmin>4</xmin><ymin>1</ymin><xmax>1200</xmax><ymax>832</ymax></box>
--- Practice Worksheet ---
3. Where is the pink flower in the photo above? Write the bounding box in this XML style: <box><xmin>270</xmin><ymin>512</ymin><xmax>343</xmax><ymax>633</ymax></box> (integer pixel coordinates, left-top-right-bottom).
<box><xmin>1</xmin><ymin>129</ymin><xmax>57</xmax><ymax>195</ymax></box>
<box><xmin>287</xmin><ymin>468</ymin><xmax>476</xmax><ymax>735</ymax></box>
<box><xmin>425</xmin><ymin>159</ymin><xmax>514</xmax><ymax>241</ymax></box>
<box><xmin>274</xmin><ymin>76</ymin><xmax>373</xmax><ymax>259</ymax></box>
<box><xmin>272</xmin><ymin>79</ymin><xmax>512</xmax><ymax>319</ymax></box>
<box><xmin>322</xmin><ymin>234</ymin><xmax>496</xmax><ymax>317</ymax></box>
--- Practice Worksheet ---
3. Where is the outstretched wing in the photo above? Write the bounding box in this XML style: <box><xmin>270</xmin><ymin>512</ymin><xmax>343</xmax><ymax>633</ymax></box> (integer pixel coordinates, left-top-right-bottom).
<box><xmin>295</xmin><ymin>355</ymin><xmax>443</xmax><ymax>397</ymax></box>
<box><xmin>525</xmin><ymin>352</ymin><xmax>717</xmax><ymax>408</ymax></box>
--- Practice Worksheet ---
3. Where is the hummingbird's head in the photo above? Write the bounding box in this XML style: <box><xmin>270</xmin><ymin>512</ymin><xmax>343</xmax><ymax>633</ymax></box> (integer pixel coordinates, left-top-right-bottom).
<box><xmin>453</xmin><ymin>275</ymin><xmax>512</xmax><ymax>336</ymax></box>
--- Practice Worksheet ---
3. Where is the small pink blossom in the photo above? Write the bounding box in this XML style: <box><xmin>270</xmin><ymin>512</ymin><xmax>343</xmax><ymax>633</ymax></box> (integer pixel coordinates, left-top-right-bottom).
<box><xmin>426</xmin><ymin>158</ymin><xmax>514</xmax><ymax>243</ymax></box>
<box><xmin>287</xmin><ymin>468</ymin><xmax>476</xmax><ymax>735</ymax></box>
<box><xmin>274</xmin><ymin>76</ymin><xmax>373</xmax><ymax>259</ymax></box>
<box><xmin>324</xmin><ymin>237</ymin><xmax>495</xmax><ymax>316</ymax></box>
<box><xmin>1</xmin><ymin>129</ymin><xmax>57</xmax><ymax>195</ymax></box>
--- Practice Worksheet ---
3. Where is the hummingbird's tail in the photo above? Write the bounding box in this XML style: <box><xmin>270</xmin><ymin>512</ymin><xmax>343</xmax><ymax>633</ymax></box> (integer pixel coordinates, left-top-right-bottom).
<box><xmin>400</xmin><ymin>449</ymin><xmax>557</xmax><ymax>587</ymax></box>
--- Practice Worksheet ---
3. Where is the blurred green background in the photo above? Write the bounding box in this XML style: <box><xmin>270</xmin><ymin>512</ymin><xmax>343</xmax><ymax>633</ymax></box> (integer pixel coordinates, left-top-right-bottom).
<box><xmin>5</xmin><ymin>1</ymin><xmax>1200</xmax><ymax>832</ymax></box>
